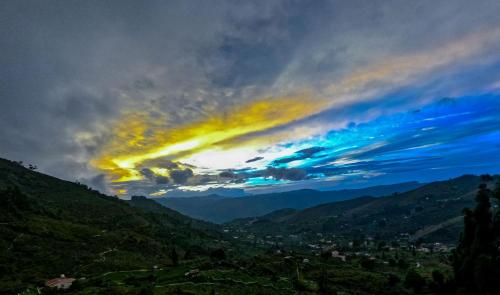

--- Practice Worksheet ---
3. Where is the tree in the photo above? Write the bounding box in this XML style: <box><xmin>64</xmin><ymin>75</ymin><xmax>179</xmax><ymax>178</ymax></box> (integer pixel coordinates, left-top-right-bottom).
<box><xmin>210</xmin><ymin>248</ymin><xmax>226</xmax><ymax>261</ymax></box>
<box><xmin>0</xmin><ymin>186</ymin><xmax>32</xmax><ymax>221</ymax></box>
<box><xmin>138</xmin><ymin>286</ymin><xmax>154</xmax><ymax>295</ymax></box>
<box><xmin>387</xmin><ymin>273</ymin><xmax>400</xmax><ymax>287</ymax></box>
<box><xmin>292</xmin><ymin>263</ymin><xmax>308</xmax><ymax>291</ymax></box>
<box><xmin>398</xmin><ymin>258</ymin><xmax>409</xmax><ymax>270</ymax></box>
<box><xmin>404</xmin><ymin>269</ymin><xmax>425</xmax><ymax>292</ymax></box>
<box><xmin>480</xmin><ymin>174</ymin><xmax>494</xmax><ymax>182</ymax></box>
<box><xmin>170</xmin><ymin>247</ymin><xmax>179</xmax><ymax>266</ymax></box>
<box><xmin>431</xmin><ymin>270</ymin><xmax>444</xmax><ymax>286</ymax></box>
<box><xmin>317</xmin><ymin>268</ymin><xmax>331</xmax><ymax>295</ymax></box>
<box><xmin>360</xmin><ymin>257</ymin><xmax>376</xmax><ymax>270</ymax></box>
<box><xmin>429</xmin><ymin>269</ymin><xmax>455</xmax><ymax>295</ymax></box>
<box><xmin>494</xmin><ymin>179</ymin><xmax>500</xmax><ymax>245</ymax></box>
<box><xmin>452</xmin><ymin>183</ymin><xmax>500</xmax><ymax>295</ymax></box>
<box><xmin>320</xmin><ymin>250</ymin><xmax>331</xmax><ymax>261</ymax></box>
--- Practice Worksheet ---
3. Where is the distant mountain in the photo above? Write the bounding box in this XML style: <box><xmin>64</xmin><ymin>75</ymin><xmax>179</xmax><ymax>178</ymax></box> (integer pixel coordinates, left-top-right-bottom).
<box><xmin>156</xmin><ymin>182</ymin><xmax>423</xmax><ymax>223</ymax></box>
<box><xmin>228</xmin><ymin>175</ymin><xmax>494</xmax><ymax>243</ymax></box>
<box><xmin>0</xmin><ymin>158</ymin><xmax>222</xmax><ymax>293</ymax></box>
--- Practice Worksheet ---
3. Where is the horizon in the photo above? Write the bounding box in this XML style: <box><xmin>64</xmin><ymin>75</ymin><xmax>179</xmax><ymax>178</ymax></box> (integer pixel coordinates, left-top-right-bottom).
<box><xmin>2</xmin><ymin>1</ymin><xmax>500</xmax><ymax>198</ymax></box>
<box><xmin>4</xmin><ymin>156</ymin><xmax>498</xmax><ymax>199</ymax></box>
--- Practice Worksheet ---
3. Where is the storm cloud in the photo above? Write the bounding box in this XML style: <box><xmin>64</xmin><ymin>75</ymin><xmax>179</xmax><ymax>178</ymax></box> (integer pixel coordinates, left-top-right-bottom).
<box><xmin>1</xmin><ymin>1</ymin><xmax>500</xmax><ymax>197</ymax></box>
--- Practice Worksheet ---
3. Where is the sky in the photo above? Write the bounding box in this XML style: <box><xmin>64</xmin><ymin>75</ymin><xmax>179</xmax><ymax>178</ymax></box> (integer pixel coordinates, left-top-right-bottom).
<box><xmin>1</xmin><ymin>0</ymin><xmax>500</xmax><ymax>198</ymax></box>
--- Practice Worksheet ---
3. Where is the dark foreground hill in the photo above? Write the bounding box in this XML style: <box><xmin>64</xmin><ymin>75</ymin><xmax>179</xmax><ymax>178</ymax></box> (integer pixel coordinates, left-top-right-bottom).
<box><xmin>156</xmin><ymin>181</ymin><xmax>423</xmax><ymax>223</ymax></box>
<box><xmin>2</xmin><ymin>157</ymin><xmax>497</xmax><ymax>294</ymax></box>
<box><xmin>0</xmin><ymin>158</ymin><xmax>223</xmax><ymax>293</ymax></box>
<box><xmin>228</xmin><ymin>175</ymin><xmax>493</xmax><ymax>243</ymax></box>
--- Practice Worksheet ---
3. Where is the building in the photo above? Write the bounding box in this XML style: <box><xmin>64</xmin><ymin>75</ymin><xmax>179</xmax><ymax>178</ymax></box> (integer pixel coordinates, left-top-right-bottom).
<box><xmin>332</xmin><ymin>250</ymin><xmax>346</xmax><ymax>262</ymax></box>
<box><xmin>45</xmin><ymin>274</ymin><xmax>76</xmax><ymax>289</ymax></box>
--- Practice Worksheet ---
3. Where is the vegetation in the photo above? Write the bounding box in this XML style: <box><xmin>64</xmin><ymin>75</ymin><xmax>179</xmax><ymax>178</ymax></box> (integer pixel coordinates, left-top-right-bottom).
<box><xmin>452</xmin><ymin>181</ymin><xmax>500</xmax><ymax>294</ymax></box>
<box><xmin>0</xmin><ymin>158</ymin><xmax>225</xmax><ymax>293</ymax></box>
<box><xmin>227</xmin><ymin>175</ymin><xmax>483</xmax><ymax>243</ymax></box>
<box><xmin>157</xmin><ymin>182</ymin><xmax>423</xmax><ymax>223</ymax></box>
<box><xmin>1</xmin><ymin>158</ymin><xmax>499</xmax><ymax>294</ymax></box>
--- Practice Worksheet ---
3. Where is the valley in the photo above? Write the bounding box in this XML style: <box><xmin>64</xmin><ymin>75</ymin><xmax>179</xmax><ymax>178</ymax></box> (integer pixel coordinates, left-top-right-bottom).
<box><xmin>1</xmin><ymin>157</ymin><xmax>499</xmax><ymax>294</ymax></box>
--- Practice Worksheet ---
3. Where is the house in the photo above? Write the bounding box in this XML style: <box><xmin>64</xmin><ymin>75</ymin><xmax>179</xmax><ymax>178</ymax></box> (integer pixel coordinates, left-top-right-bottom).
<box><xmin>184</xmin><ymin>269</ymin><xmax>200</xmax><ymax>278</ymax></box>
<box><xmin>45</xmin><ymin>274</ymin><xmax>76</xmax><ymax>289</ymax></box>
<box><xmin>331</xmin><ymin>250</ymin><xmax>346</xmax><ymax>262</ymax></box>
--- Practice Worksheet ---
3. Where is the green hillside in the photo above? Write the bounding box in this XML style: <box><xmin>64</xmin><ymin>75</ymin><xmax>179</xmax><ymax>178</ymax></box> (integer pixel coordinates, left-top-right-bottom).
<box><xmin>0</xmin><ymin>158</ymin><xmax>224</xmax><ymax>293</ymax></box>
<box><xmin>228</xmin><ymin>175</ymin><xmax>492</xmax><ymax>242</ymax></box>
<box><xmin>1</xmin><ymin>157</ymin><xmax>497</xmax><ymax>295</ymax></box>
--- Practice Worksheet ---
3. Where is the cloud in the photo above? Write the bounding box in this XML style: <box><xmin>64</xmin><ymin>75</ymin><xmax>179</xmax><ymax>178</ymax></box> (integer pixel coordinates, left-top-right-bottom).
<box><xmin>143</xmin><ymin>158</ymin><xmax>179</xmax><ymax>170</ymax></box>
<box><xmin>91</xmin><ymin>93</ymin><xmax>327</xmax><ymax>182</ymax></box>
<box><xmin>1</xmin><ymin>0</ymin><xmax>500</xmax><ymax>196</ymax></box>
<box><xmin>219</xmin><ymin>171</ymin><xmax>239</xmax><ymax>178</ymax></box>
<box><xmin>265</xmin><ymin>167</ymin><xmax>307</xmax><ymax>181</ymax></box>
<box><xmin>246</xmin><ymin>156</ymin><xmax>264</xmax><ymax>163</ymax></box>
<box><xmin>272</xmin><ymin>146</ymin><xmax>326</xmax><ymax>165</ymax></box>
<box><xmin>155</xmin><ymin>176</ymin><xmax>170</xmax><ymax>185</ymax></box>
<box><xmin>170</xmin><ymin>168</ymin><xmax>194</xmax><ymax>184</ymax></box>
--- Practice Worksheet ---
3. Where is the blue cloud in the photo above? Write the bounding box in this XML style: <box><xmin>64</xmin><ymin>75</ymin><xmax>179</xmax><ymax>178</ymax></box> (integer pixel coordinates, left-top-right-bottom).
<box><xmin>239</xmin><ymin>94</ymin><xmax>500</xmax><ymax>188</ymax></box>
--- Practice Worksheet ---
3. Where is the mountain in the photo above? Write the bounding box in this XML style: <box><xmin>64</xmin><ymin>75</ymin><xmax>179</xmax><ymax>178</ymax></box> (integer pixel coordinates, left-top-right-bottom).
<box><xmin>0</xmin><ymin>158</ymin><xmax>223</xmax><ymax>293</ymax></box>
<box><xmin>228</xmin><ymin>175</ymin><xmax>493</xmax><ymax>243</ymax></box>
<box><xmin>2</xmin><ymin>157</ymin><xmax>496</xmax><ymax>294</ymax></box>
<box><xmin>156</xmin><ymin>182</ymin><xmax>423</xmax><ymax>223</ymax></box>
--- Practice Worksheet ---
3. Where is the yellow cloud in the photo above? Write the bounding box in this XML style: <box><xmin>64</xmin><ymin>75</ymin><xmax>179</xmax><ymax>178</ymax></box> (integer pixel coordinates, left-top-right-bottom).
<box><xmin>91</xmin><ymin>28</ymin><xmax>500</xmax><ymax>185</ymax></box>
<box><xmin>91</xmin><ymin>91</ymin><xmax>327</xmax><ymax>182</ymax></box>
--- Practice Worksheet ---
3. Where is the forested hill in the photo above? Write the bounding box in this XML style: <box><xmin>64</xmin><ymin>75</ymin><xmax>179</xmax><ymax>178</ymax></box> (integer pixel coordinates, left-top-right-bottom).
<box><xmin>228</xmin><ymin>175</ymin><xmax>493</xmax><ymax>243</ymax></box>
<box><xmin>0</xmin><ymin>158</ymin><xmax>223</xmax><ymax>293</ymax></box>
<box><xmin>157</xmin><ymin>181</ymin><xmax>423</xmax><ymax>223</ymax></box>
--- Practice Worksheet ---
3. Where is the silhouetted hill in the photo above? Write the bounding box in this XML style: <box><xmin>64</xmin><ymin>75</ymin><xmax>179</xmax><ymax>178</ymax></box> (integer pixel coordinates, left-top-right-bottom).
<box><xmin>228</xmin><ymin>175</ymin><xmax>494</xmax><ymax>242</ymax></box>
<box><xmin>0</xmin><ymin>158</ymin><xmax>223</xmax><ymax>292</ymax></box>
<box><xmin>156</xmin><ymin>182</ymin><xmax>423</xmax><ymax>223</ymax></box>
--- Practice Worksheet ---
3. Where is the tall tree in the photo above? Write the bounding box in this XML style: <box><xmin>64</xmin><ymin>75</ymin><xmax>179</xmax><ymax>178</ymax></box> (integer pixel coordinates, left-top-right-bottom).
<box><xmin>453</xmin><ymin>183</ymin><xmax>500</xmax><ymax>295</ymax></box>
<box><xmin>317</xmin><ymin>268</ymin><xmax>331</xmax><ymax>295</ymax></box>
<box><xmin>170</xmin><ymin>247</ymin><xmax>179</xmax><ymax>266</ymax></box>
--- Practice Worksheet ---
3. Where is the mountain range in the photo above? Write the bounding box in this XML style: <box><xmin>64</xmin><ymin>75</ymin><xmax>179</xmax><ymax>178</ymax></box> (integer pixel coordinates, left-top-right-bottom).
<box><xmin>155</xmin><ymin>181</ymin><xmax>423</xmax><ymax>223</ymax></box>
<box><xmin>228</xmin><ymin>174</ymin><xmax>494</xmax><ymax>243</ymax></box>
<box><xmin>1</xmin><ymin>156</ymin><xmax>497</xmax><ymax>293</ymax></box>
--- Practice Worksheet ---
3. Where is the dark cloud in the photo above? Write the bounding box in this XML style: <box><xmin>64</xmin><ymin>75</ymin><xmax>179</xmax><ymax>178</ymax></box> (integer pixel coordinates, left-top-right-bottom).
<box><xmin>140</xmin><ymin>168</ymin><xmax>155</xmax><ymax>179</ymax></box>
<box><xmin>1</xmin><ymin>0</ymin><xmax>500</xmax><ymax>196</ymax></box>
<box><xmin>0</xmin><ymin>0</ymin><xmax>287</xmax><ymax>188</ymax></box>
<box><xmin>272</xmin><ymin>146</ymin><xmax>326</xmax><ymax>165</ymax></box>
<box><xmin>170</xmin><ymin>168</ymin><xmax>194</xmax><ymax>184</ymax></box>
<box><xmin>139</xmin><ymin>168</ymin><xmax>170</xmax><ymax>185</ymax></box>
<box><xmin>297</xmin><ymin>147</ymin><xmax>326</xmax><ymax>157</ymax></box>
<box><xmin>219</xmin><ymin>171</ymin><xmax>238</xmax><ymax>178</ymax></box>
<box><xmin>246</xmin><ymin>156</ymin><xmax>264</xmax><ymax>163</ymax></box>
<box><xmin>134</xmin><ymin>78</ymin><xmax>155</xmax><ymax>90</ymax></box>
<box><xmin>265</xmin><ymin>167</ymin><xmax>307</xmax><ymax>181</ymax></box>
<box><xmin>155</xmin><ymin>176</ymin><xmax>170</xmax><ymax>184</ymax></box>
<box><xmin>143</xmin><ymin>158</ymin><xmax>180</xmax><ymax>170</ymax></box>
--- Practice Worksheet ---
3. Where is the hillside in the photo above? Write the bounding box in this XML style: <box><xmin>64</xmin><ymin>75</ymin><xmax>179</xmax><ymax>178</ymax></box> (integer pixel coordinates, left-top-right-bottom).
<box><xmin>156</xmin><ymin>182</ymin><xmax>423</xmax><ymax>223</ymax></box>
<box><xmin>0</xmin><ymin>158</ymin><xmax>224</xmax><ymax>293</ymax></box>
<box><xmin>228</xmin><ymin>175</ymin><xmax>492</xmax><ymax>243</ymax></box>
<box><xmin>2</xmin><ymin>158</ymin><xmax>496</xmax><ymax>294</ymax></box>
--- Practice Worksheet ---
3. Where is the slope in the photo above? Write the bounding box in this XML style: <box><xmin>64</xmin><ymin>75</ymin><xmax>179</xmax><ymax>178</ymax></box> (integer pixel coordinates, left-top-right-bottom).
<box><xmin>0</xmin><ymin>158</ymin><xmax>223</xmax><ymax>293</ymax></box>
<box><xmin>156</xmin><ymin>182</ymin><xmax>423</xmax><ymax>223</ymax></box>
<box><xmin>228</xmin><ymin>175</ymin><xmax>492</xmax><ymax>242</ymax></box>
